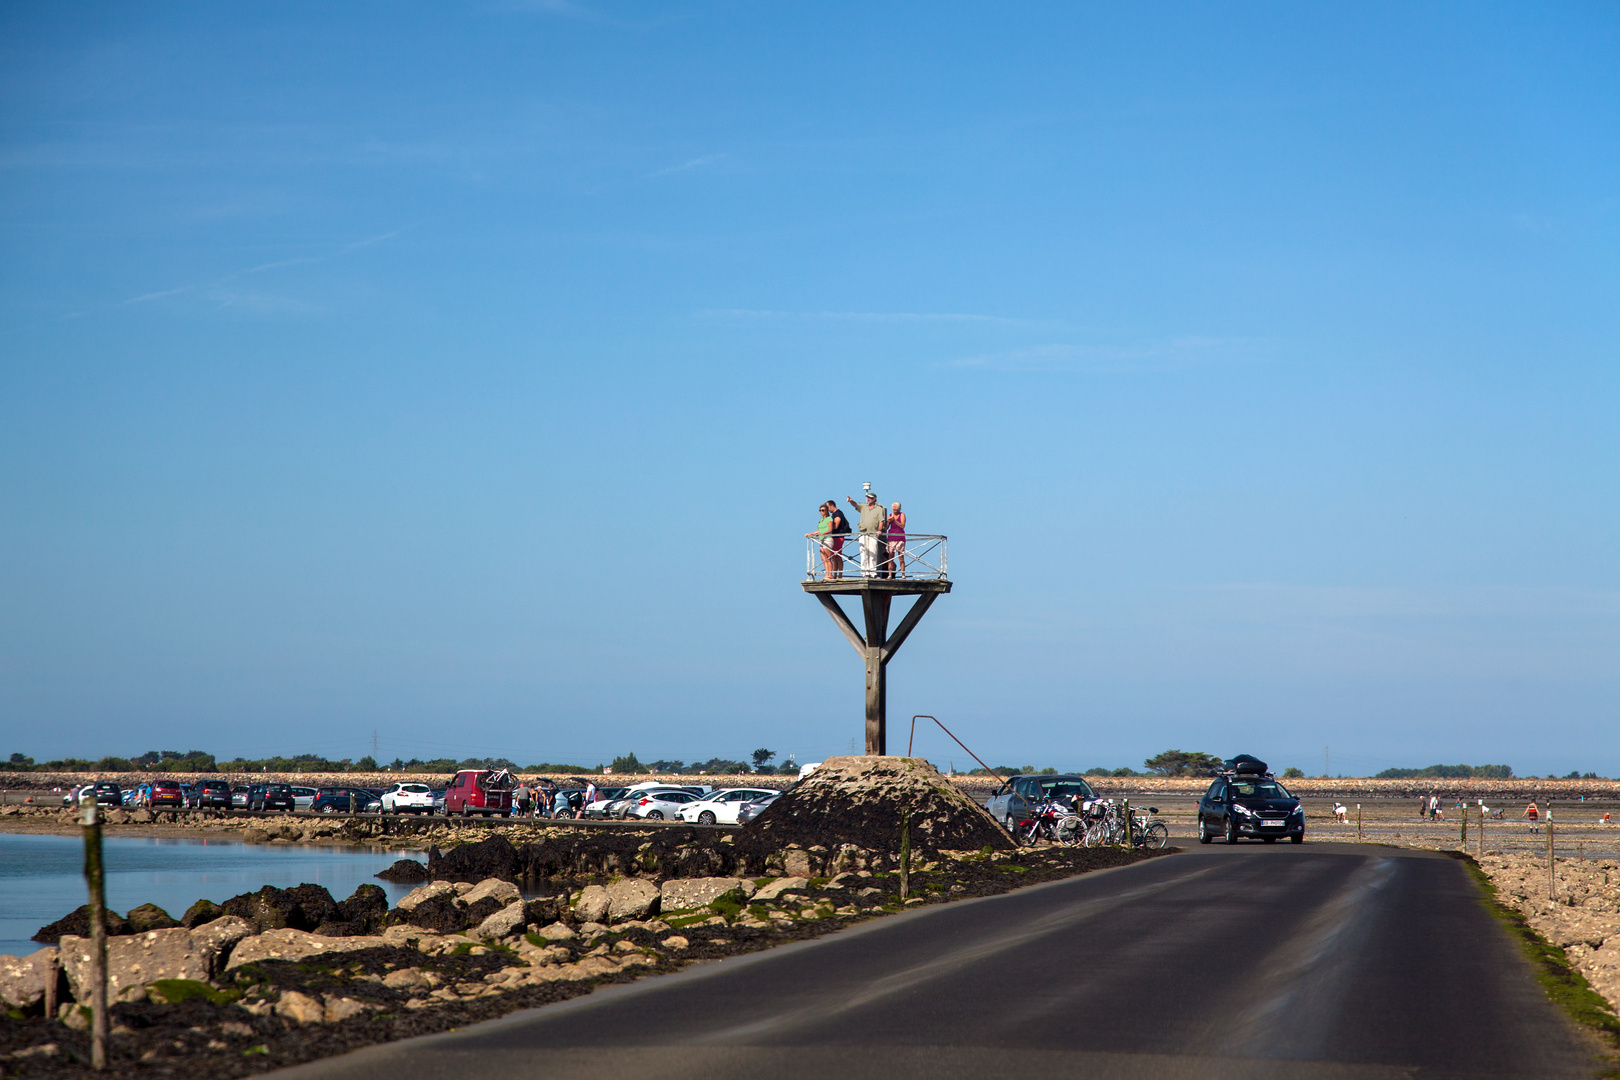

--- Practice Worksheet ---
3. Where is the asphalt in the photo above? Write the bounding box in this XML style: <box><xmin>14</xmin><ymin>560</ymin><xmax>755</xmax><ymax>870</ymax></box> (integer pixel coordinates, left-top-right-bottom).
<box><xmin>269</xmin><ymin>843</ymin><xmax>1607</xmax><ymax>1080</ymax></box>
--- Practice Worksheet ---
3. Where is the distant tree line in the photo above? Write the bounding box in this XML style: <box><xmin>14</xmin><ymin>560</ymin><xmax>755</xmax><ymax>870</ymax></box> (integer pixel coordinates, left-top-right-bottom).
<box><xmin>1374</xmin><ymin>764</ymin><xmax>1514</xmax><ymax>779</ymax></box>
<box><xmin>1</xmin><ymin>748</ymin><xmax>801</xmax><ymax>777</ymax></box>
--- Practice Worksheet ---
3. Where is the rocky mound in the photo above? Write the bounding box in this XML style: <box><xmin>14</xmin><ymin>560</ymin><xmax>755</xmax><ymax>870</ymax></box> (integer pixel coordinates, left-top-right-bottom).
<box><xmin>742</xmin><ymin>756</ymin><xmax>1014</xmax><ymax>855</ymax></box>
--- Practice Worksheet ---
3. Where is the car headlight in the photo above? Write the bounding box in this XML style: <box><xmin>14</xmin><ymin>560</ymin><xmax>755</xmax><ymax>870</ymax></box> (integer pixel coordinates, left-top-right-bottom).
<box><xmin>1233</xmin><ymin>803</ymin><xmax>1256</xmax><ymax>817</ymax></box>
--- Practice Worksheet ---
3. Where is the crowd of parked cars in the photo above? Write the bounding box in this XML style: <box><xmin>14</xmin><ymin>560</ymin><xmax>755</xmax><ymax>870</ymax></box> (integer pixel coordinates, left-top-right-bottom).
<box><xmin>56</xmin><ymin>773</ymin><xmax>788</xmax><ymax>824</ymax></box>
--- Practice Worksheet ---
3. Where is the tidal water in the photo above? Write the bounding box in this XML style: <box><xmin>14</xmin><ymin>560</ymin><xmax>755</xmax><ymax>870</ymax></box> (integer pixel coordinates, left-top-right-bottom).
<box><xmin>0</xmin><ymin>833</ymin><xmax>427</xmax><ymax>957</ymax></box>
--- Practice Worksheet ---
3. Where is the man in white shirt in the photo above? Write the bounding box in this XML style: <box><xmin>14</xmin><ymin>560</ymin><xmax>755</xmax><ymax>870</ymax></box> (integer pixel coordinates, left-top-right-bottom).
<box><xmin>846</xmin><ymin>491</ymin><xmax>887</xmax><ymax>578</ymax></box>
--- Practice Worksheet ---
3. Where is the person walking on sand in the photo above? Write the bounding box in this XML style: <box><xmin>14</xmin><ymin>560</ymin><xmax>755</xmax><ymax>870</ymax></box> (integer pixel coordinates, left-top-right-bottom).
<box><xmin>847</xmin><ymin>490</ymin><xmax>887</xmax><ymax>577</ymax></box>
<box><xmin>1525</xmin><ymin>800</ymin><xmax>1538</xmax><ymax>822</ymax></box>
<box><xmin>806</xmin><ymin>502</ymin><xmax>836</xmax><ymax>580</ymax></box>
<box><xmin>885</xmin><ymin>501</ymin><xmax>907</xmax><ymax>578</ymax></box>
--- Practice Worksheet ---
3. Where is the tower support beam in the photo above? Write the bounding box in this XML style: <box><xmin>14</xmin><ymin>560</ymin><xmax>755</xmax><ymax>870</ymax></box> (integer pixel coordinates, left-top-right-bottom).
<box><xmin>803</xmin><ymin>578</ymin><xmax>951</xmax><ymax>756</ymax></box>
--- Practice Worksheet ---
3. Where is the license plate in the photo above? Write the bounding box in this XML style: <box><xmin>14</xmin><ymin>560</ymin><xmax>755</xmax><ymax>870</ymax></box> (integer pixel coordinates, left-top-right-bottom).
<box><xmin>1261</xmin><ymin>820</ymin><xmax>1285</xmax><ymax>827</ymax></box>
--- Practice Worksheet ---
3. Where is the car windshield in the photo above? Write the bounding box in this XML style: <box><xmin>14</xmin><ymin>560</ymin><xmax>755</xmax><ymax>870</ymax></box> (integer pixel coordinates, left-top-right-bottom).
<box><xmin>1229</xmin><ymin>780</ymin><xmax>1292</xmax><ymax>800</ymax></box>
<box><xmin>1038</xmin><ymin>779</ymin><xmax>1095</xmax><ymax>799</ymax></box>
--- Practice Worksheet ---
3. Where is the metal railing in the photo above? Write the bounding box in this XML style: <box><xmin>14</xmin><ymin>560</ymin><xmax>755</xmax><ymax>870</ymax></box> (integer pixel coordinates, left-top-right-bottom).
<box><xmin>805</xmin><ymin>533</ymin><xmax>947</xmax><ymax>581</ymax></box>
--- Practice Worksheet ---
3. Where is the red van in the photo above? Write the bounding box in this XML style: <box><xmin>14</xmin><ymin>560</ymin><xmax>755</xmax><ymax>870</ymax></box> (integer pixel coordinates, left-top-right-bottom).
<box><xmin>443</xmin><ymin>770</ymin><xmax>514</xmax><ymax>818</ymax></box>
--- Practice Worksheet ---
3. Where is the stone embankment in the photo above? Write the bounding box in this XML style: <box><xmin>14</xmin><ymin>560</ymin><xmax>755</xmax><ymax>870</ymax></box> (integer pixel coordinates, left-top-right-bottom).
<box><xmin>0</xmin><ymin>846</ymin><xmax>1156</xmax><ymax>1077</ymax></box>
<box><xmin>1473</xmin><ymin>852</ymin><xmax>1620</xmax><ymax>1017</ymax></box>
<box><xmin>0</xmin><ymin>755</ymin><xmax>1170</xmax><ymax>1077</ymax></box>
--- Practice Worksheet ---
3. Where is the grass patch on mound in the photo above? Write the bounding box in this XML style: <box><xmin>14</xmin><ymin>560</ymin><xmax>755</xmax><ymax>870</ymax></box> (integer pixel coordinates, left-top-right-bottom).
<box><xmin>147</xmin><ymin>978</ymin><xmax>242</xmax><ymax>1005</ymax></box>
<box><xmin>1452</xmin><ymin>851</ymin><xmax>1620</xmax><ymax>1076</ymax></box>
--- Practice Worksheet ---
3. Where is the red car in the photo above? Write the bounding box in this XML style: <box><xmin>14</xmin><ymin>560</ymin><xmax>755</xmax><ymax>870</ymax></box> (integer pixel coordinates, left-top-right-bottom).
<box><xmin>149</xmin><ymin>780</ymin><xmax>185</xmax><ymax>807</ymax></box>
<box><xmin>443</xmin><ymin>770</ymin><xmax>514</xmax><ymax>818</ymax></box>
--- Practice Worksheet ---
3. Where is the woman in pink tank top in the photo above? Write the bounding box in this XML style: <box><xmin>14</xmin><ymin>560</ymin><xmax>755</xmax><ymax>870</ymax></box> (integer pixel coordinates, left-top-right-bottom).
<box><xmin>885</xmin><ymin>502</ymin><xmax>906</xmax><ymax>578</ymax></box>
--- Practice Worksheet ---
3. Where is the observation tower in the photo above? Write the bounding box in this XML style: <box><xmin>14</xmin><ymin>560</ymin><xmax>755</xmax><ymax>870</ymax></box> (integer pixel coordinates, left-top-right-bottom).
<box><xmin>802</xmin><ymin>504</ymin><xmax>950</xmax><ymax>756</ymax></box>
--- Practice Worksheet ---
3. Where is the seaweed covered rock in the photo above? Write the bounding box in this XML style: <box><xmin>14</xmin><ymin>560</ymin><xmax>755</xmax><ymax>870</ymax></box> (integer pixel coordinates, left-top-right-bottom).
<box><xmin>180</xmin><ymin>898</ymin><xmax>223</xmax><ymax>929</ymax></box>
<box><xmin>33</xmin><ymin>904</ymin><xmax>132</xmax><ymax>944</ymax></box>
<box><xmin>324</xmin><ymin>884</ymin><xmax>390</xmax><ymax>936</ymax></box>
<box><xmin>375</xmin><ymin>858</ymin><xmax>430</xmax><ymax>883</ymax></box>
<box><xmin>741</xmin><ymin>756</ymin><xmax>1013</xmax><ymax>857</ymax></box>
<box><xmin>426</xmin><ymin>834</ymin><xmax>518</xmax><ymax>882</ymax></box>
<box><xmin>221</xmin><ymin>883</ymin><xmax>341</xmax><ymax>934</ymax></box>
<box><xmin>126</xmin><ymin>902</ymin><xmax>181</xmax><ymax>933</ymax></box>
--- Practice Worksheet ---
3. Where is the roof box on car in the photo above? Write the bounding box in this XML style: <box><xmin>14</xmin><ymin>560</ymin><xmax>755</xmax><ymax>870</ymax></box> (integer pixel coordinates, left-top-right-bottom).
<box><xmin>1227</xmin><ymin>755</ymin><xmax>1269</xmax><ymax>775</ymax></box>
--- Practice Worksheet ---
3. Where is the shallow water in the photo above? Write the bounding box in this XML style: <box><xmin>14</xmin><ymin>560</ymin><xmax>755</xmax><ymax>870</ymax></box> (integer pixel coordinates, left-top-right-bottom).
<box><xmin>0</xmin><ymin>833</ymin><xmax>426</xmax><ymax>957</ymax></box>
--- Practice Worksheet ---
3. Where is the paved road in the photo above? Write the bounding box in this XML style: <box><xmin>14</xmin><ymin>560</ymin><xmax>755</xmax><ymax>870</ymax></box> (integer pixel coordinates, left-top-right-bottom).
<box><xmin>274</xmin><ymin>844</ymin><xmax>1604</xmax><ymax>1080</ymax></box>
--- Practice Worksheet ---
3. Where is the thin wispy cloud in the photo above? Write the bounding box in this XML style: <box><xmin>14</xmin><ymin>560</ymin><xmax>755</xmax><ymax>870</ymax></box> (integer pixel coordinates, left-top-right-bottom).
<box><xmin>650</xmin><ymin>153</ymin><xmax>729</xmax><ymax>177</ymax></box>
<box><xmin>953</xmin><ymin>336</ymin><xmax>1268</xmax><ymax>373</ymax></box>
<box><xmin>700</xmin><ymin>308</ymin><xmax>1053</xmax><ymax>327</ymax></box>
<box><xmin>121</xmin><ymin>228</ymin><xmax>406</xmax><ymax>311</ymax></box>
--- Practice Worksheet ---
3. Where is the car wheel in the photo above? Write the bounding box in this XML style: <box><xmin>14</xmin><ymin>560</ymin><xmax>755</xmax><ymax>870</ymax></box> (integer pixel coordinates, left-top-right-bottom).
<box><xmin>647</xmin><ymin>810</ymin><xmax>664</xmax><ymax>820</ymax></box>
<box><xmin>322</xmin><ymin>806</ymin><xmax>336</xmax><ymax>813</ymax></box>
<box><xmin>1291</xmin><ymin>832</ymin><xmax>1305</xmax><ymax>844</ymax></box>
<box><xmin>1226</xmin><ymin>816</ymin><xmax>1239</xmax><ymax>844</ymax></box>
<box><xmin>1198</xmin><ymin>818</ymin><xmax>1212</xmax><ymax>844</ymax></box>
<box><xmin>698</xmin><ymin>811</ymin><xmax>716</xmax><ymax>825</ymax></box>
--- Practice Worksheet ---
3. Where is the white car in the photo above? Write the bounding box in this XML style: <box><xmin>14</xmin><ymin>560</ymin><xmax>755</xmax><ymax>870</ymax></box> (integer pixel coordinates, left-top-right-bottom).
<box><xmin>676</xmin><ymin>788</ymin><xmax>780</xmax><ymax>825</ymax></box>
<box><xmin>623</xmin><ymin>789</ymin><xmax>700</xmax><ymax>820</ymax></box>
<box><xmin>380</xmin><ymin>782</ymin><xmax>435</xmax><ymax>814</ymax></box>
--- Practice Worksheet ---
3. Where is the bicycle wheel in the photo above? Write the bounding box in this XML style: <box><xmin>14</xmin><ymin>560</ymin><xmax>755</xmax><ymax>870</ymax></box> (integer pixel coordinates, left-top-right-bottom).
<box><xmin>1082</xmin><ymin>821</ymin><xmax>1106</xmax><ymax>847</ymax></box>
<box><xmin>1144</xmin><ymin>821</ymin><xmax>1170</xmax><ymax>849</ymax></box>
<box><xmin>1056</xmin><ymin>815</ymin><xmax>1082</xmax><ymax>846</ymax></box>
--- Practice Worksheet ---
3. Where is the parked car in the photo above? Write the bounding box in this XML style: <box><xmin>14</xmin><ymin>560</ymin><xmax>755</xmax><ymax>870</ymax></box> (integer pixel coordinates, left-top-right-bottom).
<box><xmin>192</xmin><ymin>779</ymin><xmax>233</xmax><ymax>810</ymax></box>
<box><xmin>1197</xmin><ymin>759</ymin><xmax>1304</xmax><ymax>844</ymax></box>
<box><xmin>259</xmin><ymin>784</ymin><xmax>295</xmax><ymax>812</ymax></box>
<box><xmin>735</xmin><ymin>791</ymin><xmax>780</xmax><ymax>825</ymax></box>
<box><xmin>290</xmin><ymin>786</ymin><xmax>317</xmax><ymax>812</ymax></box>
<box><xmin>311</xmin><ymin>787</ymin><xmax>382</xmax><ymax>813</ymax></box>
<box><xmin>61</xmin><ymin>784</ymin><xmax>96</xmax><ymax>807</ymax></box>
<box><xmin>985</xmin><ymin>774</ymin><xmax>1097</xmax><ymax>832</ymax></box>
<box><xmin>580</xmin><ymin>787</ymin><xmax>629</xmax><ymax>819</ymax></box>
<box><xmin>624</xmin><ymin>789</ymin><xmax>700</xmax><ymax>820</ymax></box>
<box><xmin>381</xmin><ymin>782</ymin><xmax>435</xmax><ymax>814</ymax></box>
<box><xmin>676</xmin><ymin>788</ymin><xmax>779</xmax><ymax>825</ymax></box>
<box><xmin>129</xmin><ymin>782</ymin><xmax>152</xmax><ymax>807</ymax></box>
<box><xmin>231</xmin><ymin>785</ymin><xmax>251</xmax><ymax>809</ymax></box>
<box><xmin>431</xmin><ymin>788</ymin><xmax>446</xmax><ymax>815</ymax></box>
<box><xmin>149</xmin><ymin>780</ymin><xmax>186</xmax><ymax>808</ymax></box>
<box><xmin>549</xmin><ymin>788</ymin><xmax>585</xmax><ymax>818</ymax></box>
<box><xmin>442</xmin><ymin>769</ymin><xmax>514</xmax><ymax>818</ymax></box>
<box><xmin>604</xmin><ymin>782</ymin><xmax>709</xmax><ymax>819</ymax></box>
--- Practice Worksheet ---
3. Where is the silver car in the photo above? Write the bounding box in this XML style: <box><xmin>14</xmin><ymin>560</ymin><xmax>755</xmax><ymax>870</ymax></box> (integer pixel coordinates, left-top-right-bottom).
<box><xmin>984</xmin><ymin>774</ymin><xmax>1096</xmax><ymax>831</ymax></box>
<box><xmin>735</xmin><ymin>791</ymin><xmax>780</xmax><ymax>824</ymax></box>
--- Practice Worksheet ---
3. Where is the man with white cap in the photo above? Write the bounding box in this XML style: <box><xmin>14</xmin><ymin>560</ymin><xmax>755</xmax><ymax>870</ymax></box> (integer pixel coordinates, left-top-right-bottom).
<box><xmin>846</xmin><ymin>490</ymin><xmax>887</xmax><ymax>578</ymax></box>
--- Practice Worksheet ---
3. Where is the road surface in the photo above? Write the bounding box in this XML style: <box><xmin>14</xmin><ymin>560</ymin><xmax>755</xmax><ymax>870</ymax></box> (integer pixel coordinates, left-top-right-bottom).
<box><xmin>272</xmin><ymin>843</ymin><xmax>1604</xmax><ymax>1080</ymax></box>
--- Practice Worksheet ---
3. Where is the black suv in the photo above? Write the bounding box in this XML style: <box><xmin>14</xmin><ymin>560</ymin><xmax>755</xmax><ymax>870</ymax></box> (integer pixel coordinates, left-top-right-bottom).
<box><xmin>1197</xmin><ymin>757</ymin><xmax>1304</xmax><ymax>844</ymax></box>
<box><xmin>257</xmin><ymin>784</ymin><xmax>295</xmax><ymax>812</ymax></box>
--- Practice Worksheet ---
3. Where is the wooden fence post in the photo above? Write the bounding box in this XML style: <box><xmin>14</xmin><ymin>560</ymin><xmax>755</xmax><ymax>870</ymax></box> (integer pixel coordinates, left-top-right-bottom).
<box><xmin>1478</xmin><ymin>807</ymin><xmax>1485</xmax><ymax>858</ymax></box>
<box><xmin>898</xmin><ymin>811</ymin><xmax>911</xmax><ymax>902</ymax></box>
<box><xmin>1460</xmin><ymin>804</ymin><xmax>1468</xmax><ymax>846</ymax></box>
<box><xmin>81</xmin><ymin>797</ymin><xmax>107</xmax><ymax>1070</ymax></box>
<box><xmin>1547</xmin><ymin>808</ymin><xmax>1555</xmax><ymax>901</ymax></box>
<box><xmin>1357</xmin><ymin>803</ymin><xmax>1362</xmax><ymax>842</ymax></box>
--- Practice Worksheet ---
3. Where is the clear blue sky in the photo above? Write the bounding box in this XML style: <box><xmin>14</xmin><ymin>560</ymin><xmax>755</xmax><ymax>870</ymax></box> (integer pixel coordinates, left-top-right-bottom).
<box><xmin>2</xmin><ymin>2</ymin><xmax>1616</xmax><ymax>777</ymax></box>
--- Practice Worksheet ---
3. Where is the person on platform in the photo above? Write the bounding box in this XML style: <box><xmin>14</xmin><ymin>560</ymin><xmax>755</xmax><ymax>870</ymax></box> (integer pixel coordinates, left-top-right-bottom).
<box><xmin>885</xmin><ymin>501</ymin><xmax>907</xmax><ymax>578</ymax></box>
<box><xmin>828</xmin><ymin>501</ymin><xmax>850</xmax><ymax>578</ymax></box>
<box><xmin>806</xmin><ymin>503</ymin><xmax>836</xmax><ymax>580</ymax></box>
<box><xmin>847</xmin><ymin>491</ymin><xmax>887</xmax><ymax>578</ymax></box>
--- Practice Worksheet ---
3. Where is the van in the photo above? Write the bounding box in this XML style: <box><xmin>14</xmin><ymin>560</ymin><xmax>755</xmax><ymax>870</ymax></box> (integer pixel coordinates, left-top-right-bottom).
<box><xmin>443</xmin><ymin>769</ymin><xmax>514</xmax><ymax>818</ymax></box>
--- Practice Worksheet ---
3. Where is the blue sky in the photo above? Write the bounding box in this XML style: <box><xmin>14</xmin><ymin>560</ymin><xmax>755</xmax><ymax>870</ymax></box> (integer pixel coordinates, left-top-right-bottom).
<box><xmin>1</xmin><ymin>2</ymin><xmax>1616</xmax><ymax>776</ymax></box>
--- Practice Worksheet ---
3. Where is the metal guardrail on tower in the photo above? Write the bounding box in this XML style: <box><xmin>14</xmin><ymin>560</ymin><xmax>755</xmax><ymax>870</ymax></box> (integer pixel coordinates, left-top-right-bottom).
<box><xmin>805</xmin><ymin>533</ymin><xmax>947</xmax><ymax>582</ymax></box>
